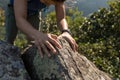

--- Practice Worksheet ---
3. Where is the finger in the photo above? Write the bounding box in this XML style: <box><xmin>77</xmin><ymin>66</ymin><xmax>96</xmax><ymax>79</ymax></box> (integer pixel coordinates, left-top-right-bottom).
<box><xmin>51</xmin><ymin>34</ymin><xmax>58</xmax><ymax>40</ymax></box>
<box><xmin>49</xmin><ymin>37</ymin><xmax>62</xmax><ymax>49</ymax></box>
<box><xmin>34</xmin><ymin>41</ymin><xmax>43</xmax><ymax>58</ymax></box>
<box><xmin>63</xmin><ymin>37</ymin><xmax>76</xmax><ymax>52</ymax></box>
<box><xmin>30</xmin><ymin>41</ymin><xmax>35</xmax><ymax>44</ymax></box>
<box><xmin>41</xmin><ymin>43</ymin><xmax>51</xmax><ymax>57</ymax></box>
<box><xmin>70</xmin><ymin>41</ymin><xmax>76</xmax><ymax>52</ymax></box>
<box><xmin>74</xmin><ymin>42</ymin><xmax>78</xmax><ymax>51</ymax></box>
<box><xmin>45</xmin><ymin>41</ymin><xmax>57</xmax><ymax>54</ymax></box>
<box><xmin>48</xmin><ymin>34</ymin><xmax>62</xmax><ymax>49</ymax></box>
<box><xmin>38</xmin><ymin>46</ymin><xmax>43</xmax><ymax>58</ymax></box>
<box><xmin>75</xmin><ymin>41</ymin><xmax>78</xmax><ymax>50</ymax></box>
<box><xmin>73</xmin><ymin>40</ymin><xmax>78</xmax><ymax>52</ymax></box>
<box><xmin>75</xmin><ymin>43</ymin><xmax>78</xmax><ymax>51</ymax></box>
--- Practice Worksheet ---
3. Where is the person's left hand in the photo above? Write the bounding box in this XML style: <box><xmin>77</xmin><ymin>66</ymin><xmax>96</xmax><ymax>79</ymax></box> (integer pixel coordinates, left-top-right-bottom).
<box><xmin>58</xmin><ymin>32</ymin><xmax>78</xmax><ymax>52</ymax></box>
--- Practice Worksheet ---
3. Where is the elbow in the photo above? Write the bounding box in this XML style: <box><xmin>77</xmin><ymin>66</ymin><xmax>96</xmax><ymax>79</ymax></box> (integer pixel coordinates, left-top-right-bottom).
<box><xmin>15</xmin><ymin>15</ymin><xmax>27</xmax><ymax>28</ymax></box>
<box><xmin>15</xmin><ymin>19</ymin><xmax>21</xmax><ymax>28</ymax></box>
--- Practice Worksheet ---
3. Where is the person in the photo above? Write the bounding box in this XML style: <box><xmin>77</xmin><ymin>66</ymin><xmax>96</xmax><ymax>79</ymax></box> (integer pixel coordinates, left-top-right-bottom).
<box><xmin>5</xmin><ymin>0</ymin><xmax>78</xmax><ymax>57</ymax></box>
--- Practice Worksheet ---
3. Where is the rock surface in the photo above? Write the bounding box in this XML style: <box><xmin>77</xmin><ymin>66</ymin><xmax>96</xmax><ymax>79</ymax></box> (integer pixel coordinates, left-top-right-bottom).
<box><xmin>0</xmin><ymin>40</ymin><xmax>31</xmax><ymax>80</ymax></box>
<box><xmin>22</xmin><ymin>38</ymin><xmax>112</xmax><ymax>80</ymax></box>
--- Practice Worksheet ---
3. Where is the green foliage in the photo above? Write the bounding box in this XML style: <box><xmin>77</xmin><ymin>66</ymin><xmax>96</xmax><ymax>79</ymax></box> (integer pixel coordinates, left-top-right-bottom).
<box><xmin>0</xmin><ymin>8</ymin><xmax>5</xmax><ymax>40</ymax></box>
<box><xmin>41</xmin><ymin>1</ymin><xmax>120</xmax><ymax>79</ymax></box>
<box><xmin>40</xmin><ymin>11</ymin><xmax>59</xmax><ymax>35</ymax></box>
<box><xmin>0</xmin><ymin>8</ymin><xmax>27</xmax><ymax>49</ymax></box>
<box><xmin>41</xmin><ymin>8</ymin><xmax>85</xmax><ymax>39</ymax></box>
<box><xmin>0</xmin><ymin>8</ymin><xmax>4</xmax><ymax>27</ymax></box>
<box><xmin>14</xmin><ymin>32</ymin><xmax>27</xmax><ymax>50</ymax></box>
<box><xmin>0</xmin><ymin>0</ymin><xmax>120</xmax><ymax>79</ymax></box>
<box><xmin>0</xmin><ymin>27</ymin><xmax>5</xmax><ymax>40</ymax></box>
<box><xmin>77</xmin><ymin>0</ymin><xmax>120</xmax><ymax>79</ymax></box>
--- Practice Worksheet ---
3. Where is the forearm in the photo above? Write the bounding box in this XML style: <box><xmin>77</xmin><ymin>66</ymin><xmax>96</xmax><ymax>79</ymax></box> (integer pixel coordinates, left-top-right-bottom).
<box><xmin>13</xmin><ymin>0</ymin><xmax>41</xmax><ymax>40</ymax></box>
<box><xmin>55</xmin><ymin>2</ymin><xmax>69</xmax><ymax>33</ymax></box>
<box><xmin>16</xmin><ymin>17</ymin><xmax>39</xmax><ymax>40</ymax></box>
<box><xmin>57</xmin><ymin>18</ymin><xmax>68</xmax><ymax>32</ymax></box>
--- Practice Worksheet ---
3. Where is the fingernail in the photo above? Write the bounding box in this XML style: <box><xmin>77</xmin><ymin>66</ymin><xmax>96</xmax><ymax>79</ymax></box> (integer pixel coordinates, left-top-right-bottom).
<box><xmin>59</xmin><ymin>45</ymin><xmax>62</xmax><ymax>49</ymax></box>
<box><xmin>53</xmin><ymin>50</ymin><xmax>57</xmax><ymax>54</ymax></box>
<box><xmin>48</xmin><ymin>54</ymin><xmax>51</xmax><ymax>57</ymax></box>
<box><xmin>41</xmin><ymin>55</ymin><xmax>43</xmax><ymax>58</ymax></box>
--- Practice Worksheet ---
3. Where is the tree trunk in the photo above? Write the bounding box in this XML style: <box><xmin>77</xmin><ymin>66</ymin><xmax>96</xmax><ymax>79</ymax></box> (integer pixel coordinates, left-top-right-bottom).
<box><xmin>22</xmin><ymin>37</ymin><xmax>112</xmax><ymax>80</ymax></box>
<box><xmin>0</xmin><ymin>40</ymin><xmax>31</xmax><ymax>80</ymax></box>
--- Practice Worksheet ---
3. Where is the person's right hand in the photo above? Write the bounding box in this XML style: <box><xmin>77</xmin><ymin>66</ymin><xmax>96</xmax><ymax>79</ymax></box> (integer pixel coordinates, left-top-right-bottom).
<box><xmin>32</xmin><ymin>31</ymin><xmax>62</xmax><ymax>58</ymax></box>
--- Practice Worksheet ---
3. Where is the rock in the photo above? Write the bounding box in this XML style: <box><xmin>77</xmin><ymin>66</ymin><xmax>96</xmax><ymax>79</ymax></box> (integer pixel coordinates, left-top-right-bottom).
<box><xmin>0</xmin><ymin>40</ymin><xmax>31</xmax><ymax>80</ymax></box>
<box><xmin>22</xmin><ymin>37</ymin><xmax>112</xmax><ymax>80</ymax></box>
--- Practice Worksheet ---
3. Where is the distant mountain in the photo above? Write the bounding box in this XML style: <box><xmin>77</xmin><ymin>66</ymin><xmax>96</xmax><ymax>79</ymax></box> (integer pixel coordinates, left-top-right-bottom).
<box><xmin>75</xmin><ymin>0</ymin><xmax>108</xmax><ymax>16</ymax></box>
<box><xmin>47</xmin><ymin>0</ymin><xmax>108</xmax><ymax>16</ymax></box>
<box><xmin>0</xmin><ymin>0</ymin><xmax>108</xmax><ymax>16</ymax></box>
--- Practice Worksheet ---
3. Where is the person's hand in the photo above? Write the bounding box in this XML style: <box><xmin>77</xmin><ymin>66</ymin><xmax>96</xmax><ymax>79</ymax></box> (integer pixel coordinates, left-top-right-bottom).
<box><xmin>59</xmin><ymin>32</ymin><xmax>78</xmax><ymax>52</ymax></box>
<box><xmin>32</xmin><ymin>32</ymin><xmax>62</xmax><ymax>58</ymax></box>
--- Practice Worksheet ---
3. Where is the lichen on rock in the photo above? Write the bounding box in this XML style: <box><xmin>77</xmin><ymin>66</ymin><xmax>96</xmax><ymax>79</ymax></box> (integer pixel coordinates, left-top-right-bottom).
<box><xmin>0</xmin><ymin>40</ymin><xmax>31</xmax><ymax>80</ymax></box>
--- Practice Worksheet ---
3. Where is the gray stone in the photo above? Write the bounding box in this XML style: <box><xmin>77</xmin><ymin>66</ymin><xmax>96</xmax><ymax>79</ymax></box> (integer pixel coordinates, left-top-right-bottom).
<box><xmin>0</xmin><ymin>40</ymin><xmax>31</xmax><ymax>80</ymax></box>
<box><xmin>22</xmin><ymin>37</ymin><xmax>112</xmax><ymax>80</ymax></box>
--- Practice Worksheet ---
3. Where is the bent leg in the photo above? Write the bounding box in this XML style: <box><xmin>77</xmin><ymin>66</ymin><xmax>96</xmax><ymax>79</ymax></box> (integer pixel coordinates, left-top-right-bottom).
<box><xmin>26</xmin><ymin>13</ymin><xmax>40</xmax><ymax>43</ymax></box>
<box><xmin>5</xmin><ymin>6</ymin><xmax>18</xmax><ymax>44</ymax></box>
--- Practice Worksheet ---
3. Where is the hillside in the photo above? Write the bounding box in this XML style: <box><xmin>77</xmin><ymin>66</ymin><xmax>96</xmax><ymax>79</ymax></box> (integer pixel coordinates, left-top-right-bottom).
<box><xmin>65</xmin><ymin>0</ymin><xmax>108</xmax><ymax>16</ymax></box>
<box><xmin>0</xmin><ymin>0</ymin><xmax>108</xmax><ymax>16</ymax></box>
<box><xmin>75</xmin><ymin>0</ymin><xmax>108</xmax><ymax>16</ymax></box>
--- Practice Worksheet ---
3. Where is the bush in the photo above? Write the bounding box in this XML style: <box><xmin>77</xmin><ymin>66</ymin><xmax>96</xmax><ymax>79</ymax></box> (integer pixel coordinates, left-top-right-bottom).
<box><xmin>0</xmin><ymin>0</ymin><xmax>119</xmax><ymax>79</ymax></box>
<box><xmin>0</xmin><ymin>8</ymin><xmax>5</xmax><ymax>40</ymax></box>
<box><xmin>77</xmin><ymin>0</ymin><xmax>120</xmax><ymax>79</ymax></box>
<box><xmin>41</xmin><ymin>0</ymin><xmax>120</xmax><ymax>79</ymax></box>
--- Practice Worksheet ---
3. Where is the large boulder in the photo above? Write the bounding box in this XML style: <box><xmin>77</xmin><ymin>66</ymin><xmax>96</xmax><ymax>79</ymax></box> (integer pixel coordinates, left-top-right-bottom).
<box><xmin>22</xmin><ymin>37</ymin><xmax>112</xmax><ymax>80</ymax></box>
<box><xmin>0</xmin><ymin>40</ymin><xmax>31</xmax><ymax>80</ymax></box>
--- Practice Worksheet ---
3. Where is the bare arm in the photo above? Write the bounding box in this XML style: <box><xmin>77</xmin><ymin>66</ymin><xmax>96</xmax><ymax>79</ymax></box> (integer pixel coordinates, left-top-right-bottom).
<box><xmin>14</xmin><ymin>0</ymin><xmax>62</xmax><ymax>57</ymax></box>
<box><xmin>55</xmin><ymin>2</ymin><xmax>78</xmax><ymax>52</ymax></box>
<box><xmin>14</xmin><ymin>0</ymin><xmax>38</xmax><ymax>40</ymax></box>
<box><xmin>55</xmin><ymin>2</ymin><xmax>68</xmax><ymax>32</ymax></box>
